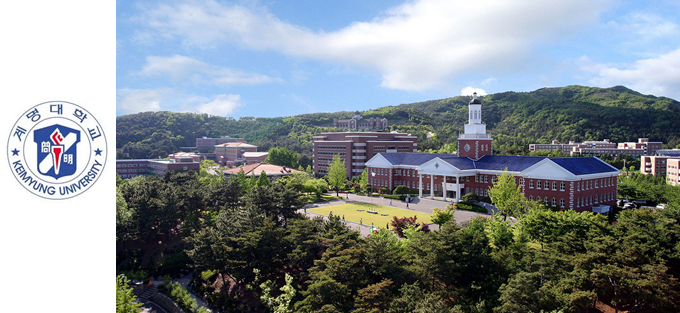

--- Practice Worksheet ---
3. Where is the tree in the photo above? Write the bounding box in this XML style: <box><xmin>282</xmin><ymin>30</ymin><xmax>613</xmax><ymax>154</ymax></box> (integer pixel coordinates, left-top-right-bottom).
<box><xmin>116</xmin><ymin>275</ymin><xmax>142</xmax><ymax>313</ymax></box>
<box><xmin>359</xmin><ymin>169</ymin><xmax>369</xmax><ymax>193</ymax></box>
<box><xmin>431</xmin><ymin>205</ymin><xmax>456</xmax><ymax>227</ymax></box>
<box><xmin>257</xmin><ymin>170</ymin><xmax>272</xmax><ymax>187</ymax></box>
<box><xmin>266</xmin><ymin>147</ymin><xmax>299</xmax><ymax>168</ymax></box>
<box><xmin>487</xmin><ymin>171</ymin><xmax>528</xmax><ymax>219</ymax></box>
<box><xmin>327</xmin><ymin>154</ymin><xmax>346</xmax><ymax>196</ymax></box>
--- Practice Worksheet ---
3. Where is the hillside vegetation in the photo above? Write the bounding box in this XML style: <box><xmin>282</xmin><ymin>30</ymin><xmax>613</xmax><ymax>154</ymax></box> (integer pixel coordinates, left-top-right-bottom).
<box><xmin>116</xmin><ymin>85</ymin><xmax>680</xmax><ymax>159</ymax></box>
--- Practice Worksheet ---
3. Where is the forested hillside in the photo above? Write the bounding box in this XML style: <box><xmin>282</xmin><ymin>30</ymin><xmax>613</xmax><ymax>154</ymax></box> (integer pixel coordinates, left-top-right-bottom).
<box><xmin>116</xmin><ymin>85</ymin><xmax>680</xmax><ymax>159</ymax></box>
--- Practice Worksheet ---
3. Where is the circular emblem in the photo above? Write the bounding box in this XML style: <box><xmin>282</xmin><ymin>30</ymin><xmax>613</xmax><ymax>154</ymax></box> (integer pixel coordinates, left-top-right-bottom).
<box><xmin>7</xmin><ymin>101</ymin><xmax>107</xmax><ymax>200</ymax></box>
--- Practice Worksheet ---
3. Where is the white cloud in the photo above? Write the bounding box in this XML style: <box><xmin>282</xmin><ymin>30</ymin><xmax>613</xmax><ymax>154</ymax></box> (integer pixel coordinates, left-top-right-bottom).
<box><xmin>192</xmin><ymin>94</ymin><xmax>243</xmax><ymax>116</ymax></box>
<box><xmin>587</xmin><ymin>47</ymin><xmax>680</xmax><ymax>99</ymax></box>
<box><xmin>138</xmin><ymin>0</ymin><xmax>609</xmax><ymax>91</ymax></box>
<box><xmin>480</xmin><ymin>77</ymin><xmax>497</xmax><ymax>86</ymax></box>
<box><xmin>461</xmin><ymin>87</ymin><xmax>487</xmax><ymax>96</ymax></box>
<box><xmin>138</xmin><ymin>55</ymin><xmax>281</xmax><ymax>85</ymax></box>
<box><xmin>116</xmin><ymin>88</ymin><xmax>168</xmax><ymax>114</ymax></box>
<box><xmin>117</xmin><ymin>88</ymin><xmax>244</xmax><ymax>116</ymax></box>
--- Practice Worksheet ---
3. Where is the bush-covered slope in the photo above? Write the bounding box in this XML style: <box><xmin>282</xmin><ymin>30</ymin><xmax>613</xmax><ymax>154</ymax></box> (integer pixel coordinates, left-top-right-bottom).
<box><xmin>116</xmin><ymin>85</ymin><xmax>680</xmax><ymax>159</ymax></box>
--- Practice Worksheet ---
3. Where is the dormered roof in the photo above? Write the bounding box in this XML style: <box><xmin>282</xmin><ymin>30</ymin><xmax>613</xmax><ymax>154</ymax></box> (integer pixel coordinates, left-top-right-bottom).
<box><xmin>368</xmin><ymin>153</ymin><xmax>619</xmax><ymax>177</ymax></box>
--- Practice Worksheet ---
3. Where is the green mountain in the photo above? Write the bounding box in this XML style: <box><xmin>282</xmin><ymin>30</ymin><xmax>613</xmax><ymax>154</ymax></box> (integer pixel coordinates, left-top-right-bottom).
<box><xmin>116</xmin><ymin>85</ymin><xmax>680</xmax><ymax>159</ymax></box>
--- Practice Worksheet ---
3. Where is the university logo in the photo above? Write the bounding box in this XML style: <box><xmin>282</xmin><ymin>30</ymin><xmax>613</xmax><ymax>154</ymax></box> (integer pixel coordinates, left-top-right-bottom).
<box><xmin>7</xmin><ymin>101</ymin><xmax>107</xmax><ymax>200</ymax></box>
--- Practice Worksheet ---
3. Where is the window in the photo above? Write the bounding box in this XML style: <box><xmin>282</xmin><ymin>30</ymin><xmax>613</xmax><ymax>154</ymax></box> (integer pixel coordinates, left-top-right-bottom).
<box><xmin>529</xmin><ymin>195</ymin><xmax>534</xmax><ymax>201</ymax></box>
<box><xmin>537</xmin><ymin>181</ymin><xmax>542</xmax><ymax>189</ymax></box>
<box><xmin>552</xmin><ymin>198</ymin><xmax>557</xmax><ymax>206</ymax></box>
<box><xmin>595</xmin><ymin>180</ymin><xmax>599</xmax><ymax>188</ymax></box>
<box><xmin>536</xmin><ymin>196</ymin><xmax>541</xmax><ymax>202</ymax></box>
<box><xmin>544</xmin><ymin>181</ymin><xmax>549</xmax><ymax>190</ymax></box>
<box><xmin>475</xmin><ymin>175</ymin><xmax>479</xmax><ymax>182</ymax></box>
<box><xmin>492</xmin><ymin>176</ymin><xmax>498</xmax><ymax>183</ymax></box>
<box><xmin>519</xmin><ymin>178</ymin><xmax>525</xmax><ymax>186</ymax></box>
<box><xmin>560</xmin><ymin>198</ymin><xmax>565</xmax><ymax>207</ymax></box>
<box><xmin>552</xmin><ymin>182</ymin><xmax>557</xmax><ymax>191</ymax></box>
<box><xmin>529</xmin><ymin>180</ymin><xmax>534</xmax><ymax>189</ymax></box>
<box><xmin>560</xmin><ymin>182</ymin><xmax>565</xmax><ymax>191</ymax></box>
<box><xmin>484</xmin><ymin>175</ymin><xmax>488</xmax><ymax>183</ymax></box>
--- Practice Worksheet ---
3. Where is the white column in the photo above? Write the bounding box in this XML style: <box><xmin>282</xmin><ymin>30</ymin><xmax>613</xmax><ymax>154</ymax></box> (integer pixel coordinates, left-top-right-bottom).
<box><xmin>430</xmin><ymin>174</ymin><xmax>434</xmax><ymax>199</ymax></box>
<box><xmin>455</xmin><ymin>176</ymin><xmax>461</xmax><ymax>201</ymax></box>
<box><xmin>442</xmin><ymin>176</ymin><xmax>447</xmax><ymax>201</ymax></box>
<box><xmin>418</xmin><ymin>173</ymin><xmax>423</xmax><ymax>198</ymax></box>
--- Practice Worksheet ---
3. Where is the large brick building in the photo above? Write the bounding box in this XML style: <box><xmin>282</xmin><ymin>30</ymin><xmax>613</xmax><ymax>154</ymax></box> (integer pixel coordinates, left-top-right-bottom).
<box><xmin>333</xmin><ymin>111</ymin><xmax>388</xmax><ymax>131</ymax></box>
<box><xmin>116</xmin><ymin>153</ymin><xmax>200</xmax><ymax>179</ymax></box>
<box><xmin>365</xmin><ymin>92</ymin><xmax>620</xmax><ymax>213</ymax></box>
<box><xmin>641</xmin><ymin>149</ymin><xmax>680</xmax><ymax>186</ymax></box>
<box><xmin>214</xmin><ymin>142</ymin><xmax>259</xmax><ymax>167</ymax></box>
<box><xmin>195</xmin><ymin>136</ymin><xmax>246</xmax><ymax>152</ymax></box>
<box><xmin>530</xmin><ymin>138</ymin><xmax>663</xmax><ymax>157</ymax></box>
<box><xmin>312</xmin><ymin>131</ymin><xmax>418</xmax><ymax>178</ymax></box>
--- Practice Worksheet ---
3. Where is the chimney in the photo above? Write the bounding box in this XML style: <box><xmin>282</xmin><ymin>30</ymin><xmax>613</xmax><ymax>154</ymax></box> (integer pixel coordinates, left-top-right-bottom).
<box><xmin>473</xmin><ymin>92</ymin><xmax>477</xmax><ymax>100</ymax></box>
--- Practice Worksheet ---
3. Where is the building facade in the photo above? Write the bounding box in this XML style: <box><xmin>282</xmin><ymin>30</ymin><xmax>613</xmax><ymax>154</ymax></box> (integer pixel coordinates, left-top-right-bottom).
<box><xmin>640</xmin><ymin>155</ymin><xmax>671</xmax><ymax>177</ymax></box>
<box><xmin>333</xmin><ymin>111</ymin><xmax>388</xmax><ymax>131</ymax></box>
<box><xmin>530</xmin><ymin>138</ymin><xmax>662</xmax><ymax>157</ymax></box>
<box><xmin>214</xmin><ymin>142</ymin><xmax>259</xmax><ymax>167</ymax></box>
<box><xmin>667</xmin><ymin>159</ymin><xmax>680</xmax><ymax>186</ymax></box>
<box><xmin>195</xmin><ymin>136</ymin><xmax>246</xmax><ymax>152</ymax></box>
<box><xmin>222</xmin><ymin>163</ymin><xmax>305</xmax><ymax>182</ymax></box>
<box><xmin>365</xmin><ymin>93</ymin><xmax>620</xmax><ymax>213</ymax></box>
<box><xmin>312</xmin><ymin>131</ymin><xmax>418</xmax><ymax>178</ymax></box>
<box><xmin>116</xmin><ymin>158</ymin><xmax>200</xmax><ymax>179</ymax></box>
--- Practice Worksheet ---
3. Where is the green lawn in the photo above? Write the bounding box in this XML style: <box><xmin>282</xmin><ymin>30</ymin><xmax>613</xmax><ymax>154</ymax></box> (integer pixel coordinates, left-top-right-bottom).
<box><xmin>307</xmin><ymin>202</ymin><xmax>432</xmax><ymax>228</ymax></box>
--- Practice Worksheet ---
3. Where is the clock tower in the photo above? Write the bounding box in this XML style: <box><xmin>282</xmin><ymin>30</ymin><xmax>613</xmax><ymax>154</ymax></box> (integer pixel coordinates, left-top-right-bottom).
<box><xmin>457</xmin><ymin>92</ymin><xmax>493</xmax><ymax>160</ymax></box>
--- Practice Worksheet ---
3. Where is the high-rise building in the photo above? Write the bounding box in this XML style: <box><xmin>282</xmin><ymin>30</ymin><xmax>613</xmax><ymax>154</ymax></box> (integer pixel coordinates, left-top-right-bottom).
<box><xmin>312</xmin><ymin>131</ymin><xmax>417</xmax><ymax>178</ymax></box>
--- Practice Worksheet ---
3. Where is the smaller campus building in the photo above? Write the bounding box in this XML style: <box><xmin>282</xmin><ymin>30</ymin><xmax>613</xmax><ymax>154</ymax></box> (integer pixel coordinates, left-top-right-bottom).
<box><xmin>641</xmin><ymin>149</ymin><xmax>680</xmax><ymax>186</ymax></box>
<box><xmin>333</xmin><ymin>111</ymin><xmax>388</xmax><ymax>131</ymax></box>
<box><xmin>222</xmin><ymin>163</ymin><xmax>305</xmax><ymax>182</ymax></box>
<box><xmin>530</xmin><ymin>138</ymin><xmax>663</xmax><ymax>157</ymax></box>
<box><xmin>116</xmin><ymin>153</ymin><xmax>201</xmax><ymax>179</ymax></box>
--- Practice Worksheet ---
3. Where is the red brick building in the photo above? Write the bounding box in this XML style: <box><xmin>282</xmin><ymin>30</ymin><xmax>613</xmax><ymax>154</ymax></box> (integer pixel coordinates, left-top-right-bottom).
<box><xmin>365</xmin><ymin>92</ymin><xmax>620</xmax><ymax>213</ymax></box>
<box><xmin>195</xmin><ymin>136</ymin><xmax>246</xmax><ymax>152</ymax></box>
<box><xmin>312</xmin><ymin>131</ymin><xmax>418</xmax><ymax>178</ymax></box>
<box><xmin>215</xmin><ymin>142</ymin><xmax>259</xmax><ymax>167</ymax></box>
<box><xmin>223</xmin><ymin>162</ymin><xmax>305</xmax><ymax>182</ymax></box>
<box><xmin>333</xmin><ymin>111</ymin><xmax>388</xmax><ymax>131</ymax></box>
<box><xmin>116</xmin><ymin>157</ymin><xmax>200</xmax><ymax>179</ymax></box>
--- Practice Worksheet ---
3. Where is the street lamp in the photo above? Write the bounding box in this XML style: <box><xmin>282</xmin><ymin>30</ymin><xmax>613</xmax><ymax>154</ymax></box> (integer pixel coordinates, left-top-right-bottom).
<box><xmin>370</xmin><ymin>172</ymin><xmax>376</xmax><ymax>209</ymax></box>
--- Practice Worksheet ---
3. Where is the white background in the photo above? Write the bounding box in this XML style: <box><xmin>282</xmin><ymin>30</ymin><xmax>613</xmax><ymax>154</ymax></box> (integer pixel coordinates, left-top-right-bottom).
<box><xmin>1</xmin><ymin>1</ymin><xmax>114</xmax><ymax>311</ymax></box>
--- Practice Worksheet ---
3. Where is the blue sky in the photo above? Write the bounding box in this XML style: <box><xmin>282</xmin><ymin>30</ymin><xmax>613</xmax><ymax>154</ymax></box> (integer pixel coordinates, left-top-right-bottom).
<box><xmin>116</xmin><ymin>0</ymin><xmax>680</xmax><ymax>119</ymax></box>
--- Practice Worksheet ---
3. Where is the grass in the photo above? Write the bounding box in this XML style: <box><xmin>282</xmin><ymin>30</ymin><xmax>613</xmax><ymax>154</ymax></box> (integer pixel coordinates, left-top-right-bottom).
<box><xmin>307</xmin><ymin>202</ymin><xmax>432</xmax><ymax>228</ymax></box>
<box><xmin>303</xmin><ymin>193</ymin><xmax>343</xmax><ymax>204</ymax></box>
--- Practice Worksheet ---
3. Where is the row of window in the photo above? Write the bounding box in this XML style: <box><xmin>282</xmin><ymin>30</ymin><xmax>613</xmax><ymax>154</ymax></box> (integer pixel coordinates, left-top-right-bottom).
<box><xmin>316</xmin><ymin>151</ymin><xmax>346</xmax><ymax>156</ymax></box>
<box><xmin>317</xmin><ymin>145</ymin><xmax>346</xmax><ymax>150</ymax></box>
<box><xmin>117</xmin><ymin>163</ymin><xmax>141</xmax><ymax>168</ymax></box>
<box><xmin>526</xmin><ymin>180</ymin><xmax>565</xmax><ymax>192</ymax></box>
<box><xmin>576</xmin><ymin>177</ymin><xmax>615</xmax><ymax>191</ymax></box>
<box><xmin>575</xmin><ymin>192</ymin><xmax>615</xmax><ymax>207</ymax></box>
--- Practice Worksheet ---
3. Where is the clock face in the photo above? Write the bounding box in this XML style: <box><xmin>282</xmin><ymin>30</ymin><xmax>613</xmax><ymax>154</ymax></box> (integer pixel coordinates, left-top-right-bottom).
<box><xmin>464</xmin><ymin>143</ymin><xmax>471</xmax><ymax>152</ymax></box>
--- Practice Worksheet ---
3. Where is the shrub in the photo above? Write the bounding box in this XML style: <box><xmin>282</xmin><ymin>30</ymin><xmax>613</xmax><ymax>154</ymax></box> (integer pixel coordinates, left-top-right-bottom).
<box><xmin>383</xmin><ymin>194</ymin><xmax>405</xmax><ymax>201</ymax></box>
<box><xmin>379</xmin><ymin>187</ymin><xmax>390</xmax><ymax>195</ymax></box>
<box><xmin>393</xmin><ymin>185</ymin><xmax>410</xmax><ymax>195</ymax></box>
<box><xmin>390</xmin><ymin>216</ymin><xmax>430</xmax><ymax>237</ymax></box>
<box><xmin>461</xmin><ymin>192</ymin><xmax>479</xmax><ymax>203</ymax></box>
<box><xmin>456</xmin><ymin>202</ymin><xmax>488</xmax><ymax>213</ymax></box>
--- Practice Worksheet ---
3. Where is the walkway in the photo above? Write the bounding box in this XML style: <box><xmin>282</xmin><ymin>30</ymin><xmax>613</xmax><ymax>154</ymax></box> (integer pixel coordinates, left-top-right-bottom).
<box><xmin>300</xmin><ymin>192</ymin><xmax>494</xmax><ymax>236</ymax></box>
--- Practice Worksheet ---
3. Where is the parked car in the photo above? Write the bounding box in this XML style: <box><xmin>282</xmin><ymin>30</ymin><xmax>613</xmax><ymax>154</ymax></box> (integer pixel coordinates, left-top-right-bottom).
<box><xmin>656</xmin><ymin>204</ymin><xmax>667</xmax><ymax>209</ymax></box>
<box><xmin>623</xmin><ymin>202</ymin><xmax>636</xmax><ymax>209</ymax></box>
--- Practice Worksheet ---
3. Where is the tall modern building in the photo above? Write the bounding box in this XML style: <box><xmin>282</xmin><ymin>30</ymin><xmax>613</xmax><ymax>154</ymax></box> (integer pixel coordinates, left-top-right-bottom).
<box><xmin>312</xmin><ymin>131</ymin><xmax>417</xmax><ymax>178</ymax></box>
<box><xmin>365</xmin><ymin>93</ymin><xmax>620</xmax><ymax>213</ymax></box>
